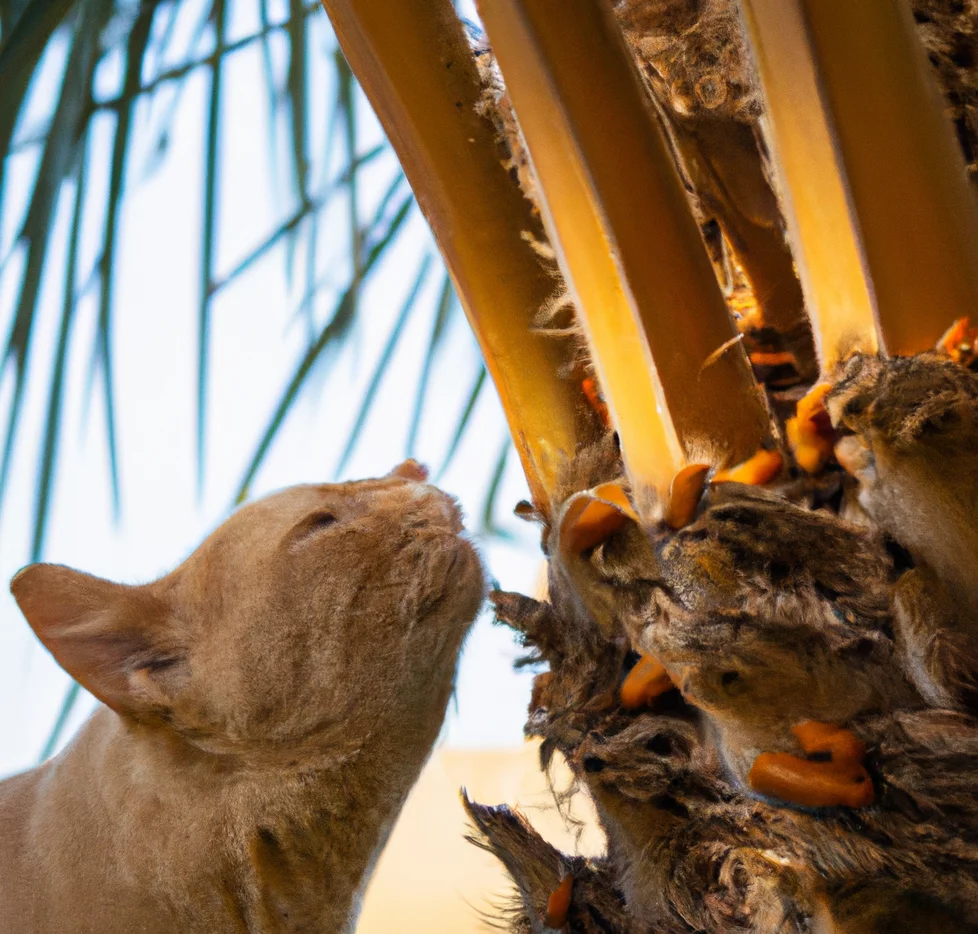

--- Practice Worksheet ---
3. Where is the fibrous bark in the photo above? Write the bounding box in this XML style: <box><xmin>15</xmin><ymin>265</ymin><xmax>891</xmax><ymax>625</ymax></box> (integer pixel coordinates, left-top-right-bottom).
<box><xmin>459</xmin><ymin>5</ymin><xmax>978</xmax><ymax>924</ymax></box>
<box><xmin>475</xmin><ymin>357</ymin><xmax>978</xmax><ymax>930</ymax></box>
<box><xmin>322</xmin><ymin>1</ymin><xmax>978</xmax><ymax>929</ymax></box>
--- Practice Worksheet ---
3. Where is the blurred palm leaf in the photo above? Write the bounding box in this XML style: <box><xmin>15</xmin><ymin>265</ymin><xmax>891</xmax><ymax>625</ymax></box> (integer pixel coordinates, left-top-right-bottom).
<box><xmin>0</xmin><ymin>0</ymin><xmax>509</xmax><ymax>759</ymax></box>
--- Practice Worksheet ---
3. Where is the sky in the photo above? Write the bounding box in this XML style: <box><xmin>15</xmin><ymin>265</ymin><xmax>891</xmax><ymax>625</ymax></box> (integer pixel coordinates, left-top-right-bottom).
<box><xmin>0</xmin><ymin>0</ymin><xmax>542</xmax><ymax>779</ymax></box>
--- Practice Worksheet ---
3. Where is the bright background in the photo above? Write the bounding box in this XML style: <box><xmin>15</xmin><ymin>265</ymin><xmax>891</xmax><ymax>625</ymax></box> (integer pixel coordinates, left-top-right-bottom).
<box><xmin>0</xmin><ymin>0</ymin><xmax>543</xmax><ymax>777</ymax></box>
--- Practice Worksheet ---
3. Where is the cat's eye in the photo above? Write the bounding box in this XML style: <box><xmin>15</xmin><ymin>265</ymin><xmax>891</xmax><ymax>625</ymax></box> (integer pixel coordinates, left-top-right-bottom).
<box><xmin>306</xmin><ymin>512</ymin><xmax>338</xmax><ymax>531</ymax></box>
<box><xmin>291</xmin><ymin>511</ymin><xmax>340</xmax><ymax>543</ymax></box>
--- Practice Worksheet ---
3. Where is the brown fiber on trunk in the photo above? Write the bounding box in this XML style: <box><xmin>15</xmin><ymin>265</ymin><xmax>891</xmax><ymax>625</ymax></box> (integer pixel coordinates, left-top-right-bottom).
<box><xmin>327</xmin><ymin>1</ymin><xmax>978</xmax><ymax>930</ymax></box>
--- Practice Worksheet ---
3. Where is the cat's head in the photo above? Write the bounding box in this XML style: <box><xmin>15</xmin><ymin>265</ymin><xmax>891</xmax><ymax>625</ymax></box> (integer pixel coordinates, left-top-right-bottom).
<box><xmin>11</xmin><ymin>464</ymin><xmax>485</xmax><ymax>763</ymax></box>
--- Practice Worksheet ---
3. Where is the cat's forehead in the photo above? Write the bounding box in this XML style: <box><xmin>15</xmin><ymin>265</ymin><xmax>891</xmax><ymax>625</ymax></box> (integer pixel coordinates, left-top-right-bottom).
<box><xmin>212</xmin><ymin>485</ymin><xmax>340</xmax><ymax>540</ymax></box>
<box><xmin>241</xmin><ymin>483</ymin><xmax>350</xmax><ymax>518</ymax></box>
<box><xmin>158</xmin><ymin>478</ymin><xmax>425</xmax><ymax>601</ymax></box>
<box><xmin>228</xmin><ymin>478</ymin><xmax>412</xmax><ymax>527</ymax></box>
<box><xmin>173</xmin><ymin>481</ymin><xmax>390</xmax><ymax>565</ymax></box>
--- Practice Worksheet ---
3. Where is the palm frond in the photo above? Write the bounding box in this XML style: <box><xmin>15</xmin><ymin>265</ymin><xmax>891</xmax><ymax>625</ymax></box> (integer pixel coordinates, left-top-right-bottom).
<box><xmin>195</xmin><ymin>0</ymin><xmax>227</xmax><ymax>489</ymax></box>
<box><xmin>406</xmin><ymin>272</ymin><xmax>456</xmax><ymax>458</ymax></box>
<box><xmin>437</xmin><ymin>365</ymin><xmax>487</xmax><ymax>483</ymax></box>
<box><xmin>480</xmin><ymin>436</ymin><xmax>511</xmax><ymax>537</ymax></box>
<box><xmin>0</xmin><ymin>0</ymin><xmax>76</xmax><ymax>216</ymax></box>
<box><xmin>0</xmin><ymin>0</ymin><xmax>504</xmax><ymax>762</ymax></box>
<box><xmin>91</xmin><ymin>0</ymin><xmax>156</xmax><ymax>516</ymax></box>
<box><xmin>233</xmin><ymin>179</ymin><xmax>415</xmax><ymax>503</ymax></box>
<box><xmin>1</xmin><ymin>0</ymin><xmax>113</xmax><ymax>525</ymax></box>
<box><xmin>335</xmin><ymin>252</ymin><xmax>433</xmax><ymax>476</ymax></box>
<box><xmin>31</xmin><ymin>130</ymin><xmax>88</xmax><ymax>561</ymax></box>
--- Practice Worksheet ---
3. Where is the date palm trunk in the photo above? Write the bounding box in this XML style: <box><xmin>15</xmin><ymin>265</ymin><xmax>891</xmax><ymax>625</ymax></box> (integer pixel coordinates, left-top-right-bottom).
<box><xmin>323</xmin><ymin>1</ymin><xmax>978</xmax><ymax>930</ymax></box>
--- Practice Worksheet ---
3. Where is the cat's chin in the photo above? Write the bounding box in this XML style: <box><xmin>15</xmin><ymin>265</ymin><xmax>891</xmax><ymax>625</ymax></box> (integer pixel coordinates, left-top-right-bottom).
<box><xmin>441</xmin><ymin>535</ymin><xmax>486</xmax><ymax>613</ymax></box>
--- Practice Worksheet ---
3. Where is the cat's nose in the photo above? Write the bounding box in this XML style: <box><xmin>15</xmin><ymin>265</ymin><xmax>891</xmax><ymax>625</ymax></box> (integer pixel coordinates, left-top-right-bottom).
<box><xmin>402</xmin><ymin>486</ymin><xmax>464</xmax><ymax>535</ymax></box>
<box><xmin>388</xmin><ymin>459</ymin><xmax>429</xmax><ymax>482</ymax></box>
<box><xmin>427</xmin><ymin>490</ymin><xmax>465</xmax><ymax>534</ymax></box>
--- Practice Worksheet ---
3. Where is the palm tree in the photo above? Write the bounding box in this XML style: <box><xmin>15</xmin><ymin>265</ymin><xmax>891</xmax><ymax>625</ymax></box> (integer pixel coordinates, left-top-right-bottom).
<box><xmin>316</xmin><ymin>0</ymin><xmax>978</xmax><ymax>929</ymax></box>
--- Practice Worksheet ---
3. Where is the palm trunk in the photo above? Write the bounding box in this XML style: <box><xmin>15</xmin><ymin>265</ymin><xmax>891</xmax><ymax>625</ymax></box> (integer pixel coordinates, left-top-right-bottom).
<box><xmin>326</xmin><ymin>1</ymin><xmax>978</xmax><ymax>930</ymax></box>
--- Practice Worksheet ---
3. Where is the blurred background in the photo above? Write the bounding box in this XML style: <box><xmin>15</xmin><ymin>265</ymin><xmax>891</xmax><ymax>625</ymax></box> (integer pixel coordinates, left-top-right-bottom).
<box><xmin>0</xmin><ymin>0</ymin><xmax>581</xmax><ymax>926</ymax></box>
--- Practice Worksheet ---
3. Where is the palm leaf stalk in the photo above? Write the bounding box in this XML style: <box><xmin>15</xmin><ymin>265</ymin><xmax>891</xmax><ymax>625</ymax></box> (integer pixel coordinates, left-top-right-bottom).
<box><xmin>477</xmin><ymin>0</ymin><xmax>773</xmax><ymax>517</ymax></box>
<box><xmin>617</xmin><ymin>2</ymin><xmax>820</xmax><ymax>386</ymax></box>
<box><xmin>661</xmin><ymin>115</ymin><xmax>818</xmax><ymax>381</ymax></box>
<box><xmin>320</xmin><ymin>0</ymin><xmax>596</xmax><ymax>518</ymax></box>
<box><xmin>741</xmin><ymin>0</ymin><xmax>978</xmax><ymax>370</ymax></box>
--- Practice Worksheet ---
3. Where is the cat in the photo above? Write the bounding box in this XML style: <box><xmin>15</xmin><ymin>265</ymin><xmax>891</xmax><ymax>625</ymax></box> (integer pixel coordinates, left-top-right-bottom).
<box><xmin>0</xmin><ymin>462</ymin><xmax>485</xmax><ymax>933</ymax></box>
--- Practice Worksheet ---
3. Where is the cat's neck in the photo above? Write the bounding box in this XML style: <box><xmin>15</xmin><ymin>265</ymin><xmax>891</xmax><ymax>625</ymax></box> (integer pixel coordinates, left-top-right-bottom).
<box><xmin>40</xmin><ymin>706</ymin><xmax>422</xmax><ymax>933</ymax></box>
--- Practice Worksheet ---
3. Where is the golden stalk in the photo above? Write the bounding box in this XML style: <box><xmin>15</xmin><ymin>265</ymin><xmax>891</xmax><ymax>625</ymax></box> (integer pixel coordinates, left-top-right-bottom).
<box><xmin>668</xmin><ymin>116</ymin><xmax>816</xmax><ymax>379</ymax></box>
<box><xmin>478</xmin><ymin>0</ymin><xmax>772</xmax><ymax>515</ymax></box>
<box><xmin>741</xmin><ymin>0</ymin><xmax>978</xmax><ymax>368</ymax></box>
<box><xmin>802</xmin><ymin>0</ymin><xmax>978</xmax><ymax>357</ymax></box>
<box><xmin>738</xmin><ymin>0</ymin><xmax>879</xmax><ymax>373</ymax></box>
<box><xmin>319</xmin><ymin>0</ymin><xmax>589</xmax><ymax>517</ymax></box>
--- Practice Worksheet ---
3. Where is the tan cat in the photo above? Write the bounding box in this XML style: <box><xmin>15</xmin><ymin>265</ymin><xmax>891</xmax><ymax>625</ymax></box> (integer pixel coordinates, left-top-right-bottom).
<box><xmin>0</xmin><ymin>463</ymin><xmax>485</xmax><ymax>933</ymax></box>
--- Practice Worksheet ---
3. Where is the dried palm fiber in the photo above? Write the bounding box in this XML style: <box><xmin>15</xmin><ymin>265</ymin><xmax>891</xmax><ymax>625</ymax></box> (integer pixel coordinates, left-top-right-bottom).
<box><xmin>470</xmin><ymin>29</ymin><xmax>579</xmax><ymax>338</ymax></box>
<box><xmin>482</xmin><ymin>578</ymin><xmax>978</xmax><ymax>931</ymax></box>
<box><xmin>912</xmin><ymin>0</ymin><xmax>978</xmax><ymax>187</ymax></box>
<box><xmin>611</xmin><ymin>0</ymin><xmax>761</xmax><ymax>121</ymax></box>
<box><xmin>463</xmin><ymin>797</ymin><xmax>637</xmax><ymax>934</ymax></box>
<box><xmin>828</xmin><ymin>353</ymin><xmax>978</xmax><ymax>709</ymax></box>
<box><xmin>468</xmin><ymin>352</ymin><xmax>978</xmax><ymax>929</ymax></box>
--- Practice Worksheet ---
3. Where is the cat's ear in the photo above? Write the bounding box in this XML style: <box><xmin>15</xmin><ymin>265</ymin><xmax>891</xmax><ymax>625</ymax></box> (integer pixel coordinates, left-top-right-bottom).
<box><xmin>11</xmin><ymin>564</ymin><xmax>184</xmax><ymax>717</ymax></box>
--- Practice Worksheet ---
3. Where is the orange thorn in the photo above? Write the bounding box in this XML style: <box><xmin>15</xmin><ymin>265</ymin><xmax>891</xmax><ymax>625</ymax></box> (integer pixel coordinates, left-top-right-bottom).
<box><xmin>749</xmin><ymin>350</ymin><xmax>798</xmax><ymax>368</ymax></box>
<box><xmin>786</xmin><ymin>382</ymin><xmax>836</xmax><ymax>474</ymax></box>
<box><xmin>558</xmin><ymin>484</ymin><xmax>638</xmax><ymax>554</ymax></box>
<box><xmin>748</xmin><ymin>751</ymin><xmax>874</xmax><ymax>808</ymax></box>
<box><xmin>939</xmin><ymin>317</ymin><xmax>969</xmax><ymax>354</ymax></box>
<box><xmin>712</xmin><ymin>448</ymin><xmax>783</xmax><ymax>486</ymax></box>
<box><xmin>559</xmin><ymin>497</ymin><xmax>628</xmax><ymax>554</ymax></box>
<box><xmin>590</xmin><ymin>482</ymin><xmax>640</xmax><ymax>523</ymax></box>
<box><xmin>620</xmin><ymin>654</ymin><xmax>674</xmax><ymax>709</ymax></box>
<box><xmin>544</xmin><ymin>872</ymin><xmax>573</xmax><ymax>929</ymax></box>
<box><xmin>791</xmin><ymin>721</ymin><xmax>867</xmax><ymax>762</ymax></box>
<box><xmin>582</xmin><ymin>376</ymin><xmax>611</xmax><ymax>427</ymax></box>
<box><xmin>795</xmin><ymin>383</ymin><xmax>832</xmax><ymax>422</ymax></box>
<box><xmin>664</xmin><ymin>463</ymin><xmax>710</xmax><ymax>529</ymax></box>
<box><xmin>938</xmin><ymin>316</ymin><xmax>978</xmax><ymax>367</ymax></box>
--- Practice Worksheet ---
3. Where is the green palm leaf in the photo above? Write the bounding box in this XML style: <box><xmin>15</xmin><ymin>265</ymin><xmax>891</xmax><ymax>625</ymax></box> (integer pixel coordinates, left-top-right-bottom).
<box><xmin>0</xmin><ymin>0</ymin><xmax>512</xmax><ymax>762</ymax></box>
